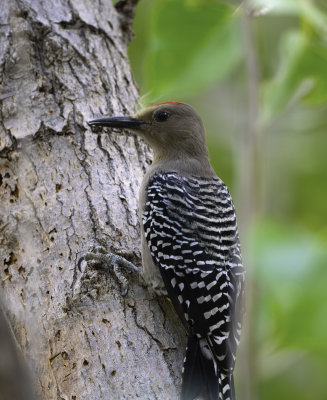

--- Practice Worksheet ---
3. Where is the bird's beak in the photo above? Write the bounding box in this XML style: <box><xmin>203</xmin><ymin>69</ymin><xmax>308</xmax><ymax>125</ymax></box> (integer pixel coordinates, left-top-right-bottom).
<box><xmin>88</xmin><ymin>116</ymin><xmax>147</xmax><ymax>130</ymax></box>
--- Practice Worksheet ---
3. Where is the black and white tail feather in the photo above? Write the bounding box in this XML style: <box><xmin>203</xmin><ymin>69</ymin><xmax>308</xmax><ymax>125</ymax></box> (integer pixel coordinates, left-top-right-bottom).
<box><xmin>143</xmin><ymin>172</ymin><xmax>245</xmax><ymax>400</ymax></box>
<box><xmin>181</xmin><ymin>334</ymin><xmax>235</xmax><ymax>400</ymax></box>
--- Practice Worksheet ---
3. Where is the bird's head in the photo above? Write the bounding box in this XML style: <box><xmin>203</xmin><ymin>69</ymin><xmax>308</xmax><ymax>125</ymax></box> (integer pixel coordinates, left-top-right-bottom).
<box><xmin>88</xmin><ymin>102</ymin><xmax>208</xmax><ymax>163</ymax></box>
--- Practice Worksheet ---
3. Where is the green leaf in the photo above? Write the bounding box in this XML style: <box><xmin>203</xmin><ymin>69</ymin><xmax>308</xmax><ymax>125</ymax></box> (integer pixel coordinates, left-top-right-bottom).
<box><xmin>253</xmin><ymin>219</ymin><xmax>327</xmax><ymax>399</ymax></box>
<box><xmin>143</xmin><ymin>0</ymin><xmax>241</xmax><ymax>102</ymax></box>
<box><xmin>253</xmin><ymin>219</ymin><xmax>327</xmax><ymax>352</ymax></box>
<box><xmin>251</xmin><ymin>0</ymin><xmax>327</xmax><ymax>35</ymax></box>
<box><xmin>261</xmin><ymin>31</ymin><xmax>327</xmax><ymax>122</ymax></box>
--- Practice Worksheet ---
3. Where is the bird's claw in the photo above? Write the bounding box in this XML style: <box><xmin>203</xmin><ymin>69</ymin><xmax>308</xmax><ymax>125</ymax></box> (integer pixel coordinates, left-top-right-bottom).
<box><xmin>77</xmin><ymin>247</ymin><xmax>138</xmax><ymax>296</ymax></box>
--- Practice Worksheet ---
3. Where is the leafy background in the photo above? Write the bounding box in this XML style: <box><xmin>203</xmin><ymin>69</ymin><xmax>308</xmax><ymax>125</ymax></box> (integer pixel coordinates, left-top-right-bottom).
<box><xmin>128</xmin><ymin>0</ymin><xmax>327</xmax><ymax>399</ymax></box>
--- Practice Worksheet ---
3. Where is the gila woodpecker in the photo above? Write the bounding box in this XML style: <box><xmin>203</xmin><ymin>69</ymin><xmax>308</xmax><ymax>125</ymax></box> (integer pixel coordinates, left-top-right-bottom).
<box><xmin>85</xmin><ymin>102</ymin><xmax>245</xmax><ymax>400</ymax></box>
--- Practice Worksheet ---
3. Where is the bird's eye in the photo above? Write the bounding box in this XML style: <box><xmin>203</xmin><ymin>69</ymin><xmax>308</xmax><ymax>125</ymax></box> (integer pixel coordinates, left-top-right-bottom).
<box><xmin>154</xmin><ymin>110</ymin><xmax>170</xmax><ymax>122</ymax></box>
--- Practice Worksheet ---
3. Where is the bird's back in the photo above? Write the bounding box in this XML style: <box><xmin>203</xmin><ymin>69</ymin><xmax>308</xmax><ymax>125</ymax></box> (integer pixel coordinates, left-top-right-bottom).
<box><xmin>141</xmin><ymin>169</ymin><xmax>245</xmax><ymax>399</ymax></box>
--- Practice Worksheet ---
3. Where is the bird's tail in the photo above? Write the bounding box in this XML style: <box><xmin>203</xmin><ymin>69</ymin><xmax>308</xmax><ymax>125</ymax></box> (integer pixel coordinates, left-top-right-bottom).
<box><xmin>218</xmin><ymin>372</ymin><xmax>235</xmax><ymax>400</ymax></box>
<box><xmin>181</xmin><ymin>334</ymin><xmax>235</xmax><ymax>400</ymax></box>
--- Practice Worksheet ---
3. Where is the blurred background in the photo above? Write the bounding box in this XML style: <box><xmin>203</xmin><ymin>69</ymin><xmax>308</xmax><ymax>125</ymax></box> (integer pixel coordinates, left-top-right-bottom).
<box><xmin>127</xmin><ymin>0</ymin><xmax>327</xmax><ymax>399</ymax></box>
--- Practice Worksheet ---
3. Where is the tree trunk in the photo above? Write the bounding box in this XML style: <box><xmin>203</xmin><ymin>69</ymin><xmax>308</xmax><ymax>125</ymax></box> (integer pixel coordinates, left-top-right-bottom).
<box><xmin>0</xmin><ymin>1</ymin><xmax>185</xmax><ymax>399</ymax></box>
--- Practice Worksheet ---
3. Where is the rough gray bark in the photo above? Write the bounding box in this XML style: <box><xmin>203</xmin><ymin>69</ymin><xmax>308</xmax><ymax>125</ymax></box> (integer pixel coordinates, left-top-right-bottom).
<box><xmin>0</xmin><ymin>1</ymin><xmax>185</xmax><ymax>399</ymax></box>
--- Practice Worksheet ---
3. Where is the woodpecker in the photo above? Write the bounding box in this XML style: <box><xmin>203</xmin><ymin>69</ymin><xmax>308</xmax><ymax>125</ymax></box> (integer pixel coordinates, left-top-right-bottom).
<box><xmin>86</xmin><ymin>102</ymin><xmax>245</xmax><ymax>400</ymax></box>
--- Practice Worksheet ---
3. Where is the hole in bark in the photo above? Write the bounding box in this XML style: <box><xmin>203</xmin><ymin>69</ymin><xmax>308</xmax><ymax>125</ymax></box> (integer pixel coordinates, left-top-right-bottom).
<box><xmin>55</xmin><ymin>330</ymin><xmax>61</xmax><ymax>339</ymax></box>
<box><xmin>115</xmin><ymin>340</ymin><xmax>121</xmax><ymax>349</ymax></box>
<box><xmin>4</xmin><ymin>173</ymin><xmax>10</xmax><ymax>178</ymax></box>
<box><xmin>17</xmin><ymin>10</ymin><xmax>28</xmax><ymax>18</ymax></box>
<box><xmin>4</xmin><ymin>268</ymin><xmax>12</xmax><ymax>281</ymax></box>
<box><xmin>56</xmin><ymin>183</ymin><xmax>62</xmax><ymax>192</ymax></box>
<box><xmin>83</xmin><ymin>359</ymin><xmax>89</xmax><ymax>366</ymax></box>
<box><xmin>50</xmin><ymin>237</ymin><xmax>54</xmax><ymax>242</ymax></box>
<box><xmin>110</xmin><ymin>370</ymin><xmax>116</xmax><ymax>377</ymax></box>
<box><xmin>102</xmin><ymin>318</ymin><xmax>110</xmax><ymax>324</ymax></box>
<box><xmin>11</xmin><ymin>185</ymin><xmax>19</xmax><ymax>199</ymax></box>
<box><xmin>102</xmin><ymin>364</ymin><xmax>105</xmax><ymax>370</ymax></box>
<box><xmin>4</xmin><ymin>252</ymin><xmax>16</xmax><ymax>266</ymax></box>
<box><xmin>61</xmin><ymin>351</ymin><xmax>69</xmax><ymax>360</ymax></box>
<box><xmin>18</xmin><ymin>266</ymin><xmax>25</xmax><ymax>276</ymax></box>
<box><xmin>72</xmin><ymin>396</ymin><xmax>76</xmax><ymax>400</ymax></box>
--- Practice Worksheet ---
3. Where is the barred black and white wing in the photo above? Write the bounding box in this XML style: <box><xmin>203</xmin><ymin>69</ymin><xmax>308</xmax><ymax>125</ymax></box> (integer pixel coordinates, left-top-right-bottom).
<box><xmin>143</xmin><ymin>172</ymin><xmax>245</xmax><ymax>400</ymax></box>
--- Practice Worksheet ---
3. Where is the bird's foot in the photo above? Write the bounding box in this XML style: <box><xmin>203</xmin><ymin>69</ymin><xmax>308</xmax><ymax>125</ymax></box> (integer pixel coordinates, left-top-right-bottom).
<box><xmin>78</xmin><ymin>246</ymin><xmax>138</xmax><ymax>296</ymax></box>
